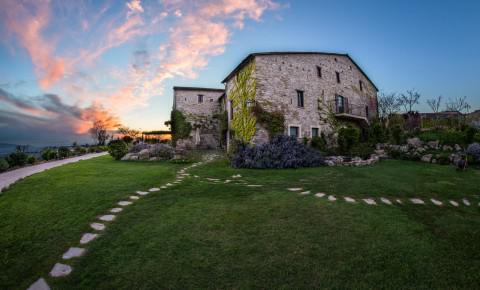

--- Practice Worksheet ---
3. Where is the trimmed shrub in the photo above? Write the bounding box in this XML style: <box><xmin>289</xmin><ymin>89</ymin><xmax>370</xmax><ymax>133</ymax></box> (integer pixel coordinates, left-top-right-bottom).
<box><xmin>369</xmin><ymin>122</ymin><xmax>386</xmax><ymax>144</ymax></box>
<box><xmin>41</xmin><ymin>148</ymin><xmax>58</xmax><ymax>161</ymax></box>
<box><xmin>436</xmin><ymin>152</ymin><xmax>450</xmax><ymax>165</ymax></box>
<box><xmin>0</xmin><ymin>158</ymin><xmax>9</xmax><ymax>172</ymax></box>
<box><xmin>466</xmin><ymin>143</ymin><xmax>480</xmax><ymax>163</ymax></box>
<box><xmin>58</xmin><ymin>146</ymin><xmax>70</xmax><ymax>159</ymax></box>
<box><xmin>418</xmin><ymin>129</ymin><xmax>466</xmax><ymax>145</ymax></box>
<box><xmin>337</xmin><ymin>126</ymin><xmax>360</xmax><ymax>155</ymax></box>
<box><xmin>464</xmin><ymin>126</ymin><xmax>478</xmax><ymax>144</ymax></box>
<box><xmin>129</xmin><ymin>143</ymin><xmax>150</xmax><ymax>153</ymax></box>
<box><xmin>231</xmin><ymin>135</ymin><xmax>324</xmax><ymax>169</ymax></box>
<box><xmin>108</xmin><ymin>140</ymin><xmax>129</xmax><ymax>160</ymax></box>
<box><xmin>350</xmin><ymin>143</ymin><xmax>375</xmax><ymax>160</ymax></box>
<box><xmin>390</xmin><ymin>125</ymin><xmax>404</xmax><ymax>145</ymax></box>
<box><xmin>311</xmin><ymin>135</ymin><xmax>327</xmax><ymax>152</ymax></box>
<box><xmin>473</xmin><ymin>132</ymin><xmax>480</xmax><ymax>143</ymax></box>
<box><xmin>150</xmin><ymin>143</ymin><xmax>174</xmax><ymax>160</ymax></box>
<box><xmin>27</xmin><ymin>156</ymin><xmax>36</xmax><ymax>165</ymax></box>
<box><xmin>7</xmin><ymin>151</ymin><xmax>28</xmax><ymax>167</ymax></box>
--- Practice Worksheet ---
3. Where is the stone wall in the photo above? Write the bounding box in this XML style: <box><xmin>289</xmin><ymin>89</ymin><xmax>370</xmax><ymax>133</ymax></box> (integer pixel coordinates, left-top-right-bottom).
<box><xmin>173</xmin><ymin>87</ymin><xmax>224</xmax><ymax>149</ymax></box>
<box><xmin>225</xmin><ymin>53</ymin><xmax>378</xmax><ymax>146</ymax></box>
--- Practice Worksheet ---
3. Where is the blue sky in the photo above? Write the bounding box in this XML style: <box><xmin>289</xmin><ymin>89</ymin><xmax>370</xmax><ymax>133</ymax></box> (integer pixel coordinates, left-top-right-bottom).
<box><xmin>0</xmin><ymin>0</ymin><xmax>479</xmax><ymax>145</ymax></box>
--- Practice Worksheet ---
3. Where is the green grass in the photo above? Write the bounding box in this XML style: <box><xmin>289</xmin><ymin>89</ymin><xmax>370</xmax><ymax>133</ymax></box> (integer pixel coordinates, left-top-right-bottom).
<box><xmin>1</xmin><ymin>156</ymin><xmax>480</xmax><ymax>289</ymax></box>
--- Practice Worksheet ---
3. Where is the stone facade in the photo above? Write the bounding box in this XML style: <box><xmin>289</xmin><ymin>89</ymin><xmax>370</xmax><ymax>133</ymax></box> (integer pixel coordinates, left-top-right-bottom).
<box><xmin>173</xmin><ymin>87</ymin><xmax>225</xmax><ymax>149</ymax></box>
<box><xmin>224</xmin><ymin>52</ymin><xmax>378</xmax><ymax>146</ymax></box>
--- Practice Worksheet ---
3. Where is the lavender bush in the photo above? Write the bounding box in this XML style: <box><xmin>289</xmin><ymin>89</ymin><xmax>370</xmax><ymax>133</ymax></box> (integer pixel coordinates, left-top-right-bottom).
<box><xmin>129</xmin><ymin>142</ymin><xmax>150</xmax><ymax>153</ymax></box>
<box><xmin>231</xmin><ymin>135</ymin><xmax>324</xmax><ymax>169</ymax></box>
<box><xmin>150</xmin><ymin>143</ymin><xmax>174</xmax><ymax>160</ymax></box>
<box><xmin>466</xmin><ymin>143</ymin><xmax>480</xmax><ymax>163</ymax></box>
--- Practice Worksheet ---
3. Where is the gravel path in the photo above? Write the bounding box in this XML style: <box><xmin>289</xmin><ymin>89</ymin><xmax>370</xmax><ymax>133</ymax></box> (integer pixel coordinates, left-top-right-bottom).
<box><xmin>0</xmin><ymin>152</ymin><xmax>108</xmax><ymax>192</ymax></box>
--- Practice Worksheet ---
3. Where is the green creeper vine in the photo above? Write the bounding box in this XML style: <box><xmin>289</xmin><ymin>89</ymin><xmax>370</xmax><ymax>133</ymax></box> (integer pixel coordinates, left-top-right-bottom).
<box><xmin>253</xmin><ymin>104</ymin><xmax>285</xmax><ymax>138</ymax></box>
<box><xmin>168</xmin><ymin>109</ymin><xmax>192</xmax><ymax>146</ymax></box>
<box><xmin>229</xmin><ymin>60</ymin><xmax>257</xmax><ymax>143</ymax></box>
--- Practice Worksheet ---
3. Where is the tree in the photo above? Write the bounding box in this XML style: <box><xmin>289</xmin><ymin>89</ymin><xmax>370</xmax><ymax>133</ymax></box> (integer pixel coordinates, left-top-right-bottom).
<box><xmin>399</xmin><ymin>90</ymin><xmax>421</xmax><ymax>113</ymax></box>
<box><xmin>377</xmin><ymin>92</ymin><xmax>401</xmax><ymax>126</ymax></box>
<box><xmin>90</xmin><ymin>120</ymin><xmax>111</xmax><ymax>145</ymax></box>
<box><xmin>118</xmin><ymin>126</ymin><xmax>141</xmax><ymax>142</ymax></box>
<box><xmin>446</xmin><ymin>96</ymin><xmax>471</xmax><ymax>114</ymax></box>
<box><xmin>426</xmin><ymin>96</ymin><xmax>442</xmax><ymax>113</ymax></box>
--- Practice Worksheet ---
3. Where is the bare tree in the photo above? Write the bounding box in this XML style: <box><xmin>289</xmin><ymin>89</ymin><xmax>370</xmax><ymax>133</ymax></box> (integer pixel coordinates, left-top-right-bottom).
<box><xmin>399</xmin><ymin>90</ymin><xmax>421</xmax><ymax>113</ymax></box>
<box><xmin>426</xmin><ymin>96</ymin><xmax>442</xmax><ymax>113</ymax></box>
<box><xmin>446</xmin><ymin>96</ymin><xmax>471</xmax><ymax>114</ymax></box>
<box><xmin>118</xmin><ymin>126</ymin><xmax>141</xmax><ymax>141</ymax></box>
<box><xmin>378</xmin><ymin>92</ymin><xmax>401</xmax><ymax>120</ymax></box>
<box><xmin>90</xmin><ymin>120</ymin><xmax>111</xmax><ymax>145</ymax></box>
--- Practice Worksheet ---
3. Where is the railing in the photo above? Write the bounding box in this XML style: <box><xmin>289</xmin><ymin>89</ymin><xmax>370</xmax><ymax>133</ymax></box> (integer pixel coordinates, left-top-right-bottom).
<box><xmin>326</xmin><ymin>98</ymin><xmax>369</xmax><ymax>119</ymax></box>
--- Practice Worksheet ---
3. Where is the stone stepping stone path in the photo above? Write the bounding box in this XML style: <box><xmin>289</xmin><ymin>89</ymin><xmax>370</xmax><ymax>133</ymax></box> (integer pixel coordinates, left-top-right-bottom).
<box><xmin>137</xmin><ymin>191</ymin><xmax>150</xmax><ymax>195</ymax></box>
<box><xmin>381</xmin><ymin>197</ymin><xmax>392</xmax><ymax>205</ymax></box>
<box><xmin>27</xmin><ymin>278</ymin><xmax>50</xmax><ymax>290</ymax></box>
<box><xmin>315</xmin><ymin>192</ymin><xmax>326</xmax><ymax>198</ymax></box>
<box><xmin>110</xmin><ymin>208</ymin><xmax>123</xmax><ymax>213</ymax></box>
<box><xmin>62</xmin><ymin>247</ymin><xmax>86</xmax><ymax>260</ymax></box>
<box><xmin>410</xmin><ymin>198</ymin><xmax>425</xmax><ymax>205</ymax></box>
<box><xmin>129</xmin><ymin>195</ymin><xmax>140</xmax><ymax>200</ymax></box>
<box><xmin>80</xmin><ymin>233</ymin><xmax>98</xmax><ymax>245</ymax></box>
<box><xmin>90</xmin><ymin>222</ymin><xmax>105</xmax><ymax>231</ymax></box>
<box><xmin>328</xmin><ymin>195</ymin><xmax>337</xmax><ymax>201</ymax></box>
<box><xmin>246</xmin><ymin>184</ymin><xmax>263</xmax><ymax>187</ymax></box>
<box><xmin>344</xmin><ymin>197</ymin><xmax>356</xmax><ymax>203</ymax></box>
<box><xmin>430</xmin><ymin>199</ymin><xmax>443</xmax><ymax>206</ymax></box>
<box><xmin>299</xmin><ymin>191</ymin><xmax>311</xmax><ymax>195</ymax></box>
<box><xmin>462</xmin><ymin>198</ymin><xmax>471</xmax><ymax>206</ymax></box>
<box><xmin>287</xmin><ymin>188</ymin><xmax>303</xmax><ymax>192</ymax></box>
<box><xmin>450</xmin><ymin>200</ymin><xmax>459</xmax><ymax>207</ymax></box>
<box><xmin>396</xmin><ymin>199</ymin><xmax>403</xmax><ymax>204</ymax></box>
<box><xmin>363</xmin><ymin>198</ymin><xmax>377</xmax><ymax>205</ymax></box>
<box><xmin>99</xmin><ymin>215</ymin><xmax>116</xmax><ymax>222</ymax></box>
<box><xmin>118</xmin><ymin>201</ymin><xmax>132</xmax><ymax>206</ymax></box>
<box><xmin>49</xmin><ymin>263</ymin><xmax>72</xmax><ymax>277</ymax></box>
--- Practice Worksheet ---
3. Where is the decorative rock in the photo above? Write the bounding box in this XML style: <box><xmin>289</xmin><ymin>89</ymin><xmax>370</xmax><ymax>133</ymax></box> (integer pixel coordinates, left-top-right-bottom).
<box><xmin>410</xmin><ymin>198</ymin><xmax>425</xmax><ymax>204</ymax></box>
<box><xmin>90</xmin><ymin>223</ymin><xmax>105</xmax><ymax>231</ymax></box>
<box><xmin>247</xmin><ymin>184</ymin><xmax>263</xmax><ymax>187</ymax></box>
<box><xmin>421</xmin><ymin>154</ymin><xmax>433</xmax><ymax>163</ymax></box>
<box><xmin>49</xmin><ymin>263</ymin><xmax>72</xmax><ymax>277</ymax></box>
<box><xmin>430</xmin><ymin>199</ymin><xmax>443</xmax><ymax>206</ymax></box>
<box><xmin>137</xmin><ymin>191</ymin><xmax>150</xmax><ymax>195</ymax></box>
<box><xmin>27</xmin><ymin>278</ymin><xmax>50</xmax><ymax>290</ymax></box>
<box><xmin>449</xmin><ymin>200</ymin><xmax>459</xmax><ymax>207</ymax></box>
<box><xmin>454</xmin><ymin>144</ymin><xmax>462</xmax><ymax>151</ymax></box>
<box><xmin>287</xmin><ymin>188</ymin><xmax>303</xmax><ymax>192</ymax></box>
<box><xmin>380</xmin><ymin>197</ymin><xmax>392</xmax><ymax>205</ymax></box>
<box><xmin>118</xmin><ymin>201</ymin><xmax>132</xmax><ymax>206</ymax></box>
<box><xmin>80</xmin><ymin>233</ymin><xmax>98</xmax><ymax>244</ymax></box>
<box><xmin>427</xmin><ymin>140</ymin><xmax>439</xmax><ymax>149</ymax></box>
<box><xmin>161</xmin><ymin>186</ymin><xmax>167</xmax><ymax>189</ymax></box>
<box><xmin>62</xmin><ymin>247</ymin><xmax>86</xmax><ymax>259</ymax></box>
<box><xmin>363</xmin><ymin>198</ymin><xmax>377</xmax><ymax>205</ymax></box>
<box><xmin>110</xmin><ymin>208</ymin><xmax>123</xmax><ymax>213</ymax></box>
<box><xmin>462</xmin><ymin>198</ymin><xmax>471</xmax><ymax>206</ymax></box>
<box><xmin>299</xmin><ymin>191</ymin><xmax>311</xmax><ymax>195</ymax></box>
<box><xmin>344</xmin><ymin>197</ymin><xmax>356</xmax><ymax>203</ymax></box>
<box><xmin>407</xmin><ymin>137</ymin><xmax>423</xmax><ymax>148</ymax></box>
<box><xmin>328</xmin><ymin>195</ymin><xmax>336</xmax><ymax>201</ymax></box>
<box><xmin>130</xmin><ymin>195</ymin><xmax>140</xmax><ymax>200</ymax></box>
<box><xmin>396</xmin><ymin>199</ymin><xmax>403</xmax><ymax>204</ymax></box>
<box><xmin>314</xmin><ymin>192</ymin><xmax>326</xmax><ymax>198</ymax></box>
<box><xmin>138</xmin><ymin>149</ymin><xmax>150</xmax><ymax>160</ymax></box>
<box><xmin>99</xmin><ymin>214</ymin><xmax>116</xmax><ymax>221</ymax></box>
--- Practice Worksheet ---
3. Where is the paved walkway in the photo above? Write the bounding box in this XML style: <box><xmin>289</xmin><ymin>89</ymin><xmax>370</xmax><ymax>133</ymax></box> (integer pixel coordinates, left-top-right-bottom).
<box><xmin>0</xmin><ymin>152</ymin><xmax>108</xmax><ymax>192</ymax></box>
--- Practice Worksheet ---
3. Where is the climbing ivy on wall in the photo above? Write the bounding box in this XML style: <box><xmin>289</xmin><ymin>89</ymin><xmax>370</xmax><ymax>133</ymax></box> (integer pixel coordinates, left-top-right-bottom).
<box><xmin>252</xmin><ymin>104</ymin><xmax>285</xmax><ymax>138</ymax></box>
<box><xmin>169</xmin><ymin>109</ymin><xmax>192</xmax><ymax>146</ymax></box>
<box><xmin>229</xmin><ymin>60</ymin><xmax>257</xmax><ymax>143</ymax></box>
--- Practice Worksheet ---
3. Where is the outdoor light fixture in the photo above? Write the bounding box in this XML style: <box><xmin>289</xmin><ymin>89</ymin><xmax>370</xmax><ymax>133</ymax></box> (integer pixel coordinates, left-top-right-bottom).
<box><xmin>246</xmin><ymin>99</ymin><xmax>255</xmax><ymax>108</ymax></box>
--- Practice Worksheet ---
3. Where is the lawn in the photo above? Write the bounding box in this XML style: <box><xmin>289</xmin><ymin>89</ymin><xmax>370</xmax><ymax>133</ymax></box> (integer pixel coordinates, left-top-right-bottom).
<box><xmin>1</xmin><ymin>155</ymin><xmax>480</xmax><ymax>289</ymax></box>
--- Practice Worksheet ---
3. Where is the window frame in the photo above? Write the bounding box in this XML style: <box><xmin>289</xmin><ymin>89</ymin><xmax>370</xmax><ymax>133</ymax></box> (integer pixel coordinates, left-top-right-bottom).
<box><xmin>311</xmin><ymin>127</ymin><xmax>319</xmax><ymax>138</ymax></box>
<box><xmin>359</xmin><ymin>80</ymin><xmax>363</xmax><ymax>91</ymax></box>
<box><xmin>198</xmin><ymin>94</ymin><xmax>204</xmax><ymax>103</ymax></box>
<box><xmin>296</xmin><ymin>90</ymin><xmax>304</xmax><ymax>108</ymax></box>
<box><xmin>316</xmin><ymin>66</ymin><xmax>322</xmax><ymax>78</ymax></box>
<box><xmin>288</xmin><ymin>125</ymin><xmax>301</xmax><ymax>138</ymax></box>
<box><xmin>336</xmin><ymin>72</ymin><xmax>341</xmax><ymax>84</ymax></box>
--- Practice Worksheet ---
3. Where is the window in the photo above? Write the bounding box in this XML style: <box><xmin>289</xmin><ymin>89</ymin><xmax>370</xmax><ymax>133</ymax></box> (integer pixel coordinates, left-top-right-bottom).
<box><xmin>311</xmin><ymin>127</ymin><xmax>319</xmax><ymax>137</ymax></box>
<box><xmin>365</xmin><ymin>106</ymin><xmax>369</xmax><ymax>118</ymax></box>
<box><xmin>336</xmin><ymin>95</ymin><xmax>345</xmax><ymax>113</ymax></box>
<box><xmin>289</xmin><ymin>126</ymin><xmax>299</xmax><ymax>138</ymax></box>
<box><xmin>336</xmin><ymin>72</ymin><xmax>341</xmax><ymax>83</ymax></box>
<box><xmin>359</xmin><ymin>80</ymin><xmax>363</xmax><ymax>91</ymax></box>
<box><xmin>296</xmin><ymin>90</ymin><xmax>304</xmax><ymax>107</ymax></box>
<box><xmin>210</xmin><ymin>98</ymin><xmax>213</xmax><ymax>102</ymax></box>
<box><xmin>229</xmin><ymin>101</ymin><xmax>233</xmax><ymax>119</ymax></box>
<box><xmin>198</xmin><ymin>95</ymin><xmax>204</xmax><ymax>103</ymax></box>
<box><xmin>316</xmin><ymin>66</ymin><xmax>322</xmax><ymax>78</ymax></box>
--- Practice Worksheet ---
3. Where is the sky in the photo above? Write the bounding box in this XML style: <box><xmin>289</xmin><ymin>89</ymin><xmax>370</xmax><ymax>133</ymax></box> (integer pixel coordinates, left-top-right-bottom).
<box><xmin>0</xmin><ymin>0</ymin><xmax>479</xmax><ymax>146</ymax></box>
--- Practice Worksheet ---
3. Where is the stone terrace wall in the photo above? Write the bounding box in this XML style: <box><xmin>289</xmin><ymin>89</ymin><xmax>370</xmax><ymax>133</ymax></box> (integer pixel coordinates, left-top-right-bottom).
<box><xmin>173</xmin><ymin>88</ymin><xmax>224</xmax><ymax>149</ymax></box>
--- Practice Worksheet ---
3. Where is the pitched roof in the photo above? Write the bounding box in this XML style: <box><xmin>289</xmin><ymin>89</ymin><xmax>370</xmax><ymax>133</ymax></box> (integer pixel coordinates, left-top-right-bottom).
<box><xmin>173</xmin><ymin>86</ymin><xmax>224</xmax><ymax>92</ymax></box>
<box><xmin>221</xmin><ymin>52</ymin><xmax>379</xmax><ymax>91</ymax></box>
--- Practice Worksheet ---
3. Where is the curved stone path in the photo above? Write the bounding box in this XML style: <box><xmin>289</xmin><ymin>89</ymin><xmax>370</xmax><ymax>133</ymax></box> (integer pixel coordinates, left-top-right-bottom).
<box><xmin>0</xmin><ymin>152</ymin><xmax>108</xmax><ymax>192</ymax></box>
<box><xmin>27</xmin><ymin>154</ymin><xmax>218</xmax><ymax>290</ymax></box>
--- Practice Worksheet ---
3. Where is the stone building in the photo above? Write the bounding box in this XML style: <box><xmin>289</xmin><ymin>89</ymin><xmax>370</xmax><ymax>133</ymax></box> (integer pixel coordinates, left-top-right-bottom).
<box><xmin>172</xmin><ymin>86</ymin><xmax>225</xmax><ymax>149</ymax></box>
<box><xmin>222</xmin><ymin>52</ymin><xmax>378</xmax><ymax>147</ymax></box>
<box><xmin>171</xmin><ymin>51</ymin><xmax>378</xmax><ymax>149</ymax></box>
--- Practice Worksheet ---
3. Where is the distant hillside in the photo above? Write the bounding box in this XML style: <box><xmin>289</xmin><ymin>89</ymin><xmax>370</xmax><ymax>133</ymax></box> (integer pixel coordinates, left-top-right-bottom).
<box><xmin>0</xmin><ymin>143</ymin><xmax>43</xmax><ymax>157</ymax></box>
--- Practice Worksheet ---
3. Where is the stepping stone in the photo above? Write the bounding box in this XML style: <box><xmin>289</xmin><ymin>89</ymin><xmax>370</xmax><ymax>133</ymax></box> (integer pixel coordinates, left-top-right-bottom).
<box><xmin>130</xmin><ymin>195</ymin><xmax>140</xmax><ymax>200</ymax></box>
<box><xmin>166</xmin><ymin>183</ymin><xmax>173</xmax><ymax>187</ymax></box>
<box><xmin>49</xmin><ymin>263</ymin><xmax>72</xmax><ymax>277</ymax></box>
<box><xmin>110</xmin><ymin>208</ymin><xmax>123</xmax><ymax>213</ymax></box>
<box><xmin>62</xmin><ymin>247</ymin><xmax>86</xmax><ymax>259</ymax></box>
<box><xmin>247</xmin><ymin>184</ymin><xmax>263</xmax><ymax>187</ymax></box>
<box><xmin>118</xmin><ymin>201</ymin><xmax>132</xmax><ymax>206</ymax></box>
<box><xmin>99</xmin><ymin>215</ymin><xmax>116</xmax><ymax>222</ymax></box>
<box><xmin>450</xmin><ymin>200</ymin><xmax>459</xmax><ymax>207</ymax></box>
<box><xmin>206</xmin><ymin>178</ymin><xmax>220</xmax><ymax>181</ymax></box>
<box><xmin>137</xmin><ymin>191</ymin><xmax>149</xmax><ymax>195</ymax></box>
<box><xmin>314</xmin><ymin>192</ymin><xmax>326</xmax><ymax>198</ymax></box>
<box><xmin>224</xmin><ymin>180</ymin><xmax>231</xmax><ymax>183</ymax></box>
<box><xmin>462</xmin><ymin>198</ymin><xmax>471</xmax><ymax>206</ymax></box>
<box><xmin>90</xmin><ymin>223</ymin><xmax>105</xmax><ymax>231</ymax></box>
<box><xmin>328</xmin><ymin>195</ymin><xmax>337</xmax><ymax>201</ymax></box>
<box><xmin>173</xmin><ymin>181</ymin><xmax>181</xmax><ymax>184</ymax></box>
<box><xmin>232</xmin><ymin>174</ymin><xmax>242</xmax><ymax>178</ymax></box>
<box><xmin>194</xmin><ymin>175</ymin><xmax>199</xmax><ymax>178</ymax></box>
<box><xmin>380</xmin><ymin>197</ymin><xmax>392</xmax><ymax>205</ymax></box>
<box><xmin>363</xmin><ymin>198</ymin><xmax>377</xmax><ymax>205</ymax></box>
<box><xmin>80</xmin><ymin>233</ymin><xmax>98</xmax><ymax>244</ymax></box>
<box><xmin>344</xmin><ymin>197</ymin><xmax>356</xmax><ymax>203</ymax></box>
<box><xmin>287</xmin><ymin>188</ymin><xmax>303</xmax><ymax>192</ymax></box>
<box><xmin>299</xmin><ymin>191</ymin><xmax>311</xmax><ymax>195</ymax></box>
<box><xmin>410</xmin><ymin>198</ymin><xmax>425</xmax><ymax>205</ymax></box>
<box><xmin>430</xmin><ymin>199</ymin><xmax>443</xmax><ymax>206</ymax></box>
<box><xmin>161</xmin><ymin>186</ymin><xmax>167</xmax><ymax>189</ymax></box>
<box><xmin>27</xmin><ymin>278</ymin><xmax>50</xmax><ymax>290</ymax></box>
<box><xmin>396</xmin><ymin>199</ymin><xmax>403</xmax><ymax>204</ymax></box>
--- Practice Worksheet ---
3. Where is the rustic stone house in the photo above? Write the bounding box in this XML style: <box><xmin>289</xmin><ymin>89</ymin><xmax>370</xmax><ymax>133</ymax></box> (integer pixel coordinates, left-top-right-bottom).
<box><xmin>172</xmin><ymin>51</ymin><xmax>378</xmax><ymax>149</ymax></box>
